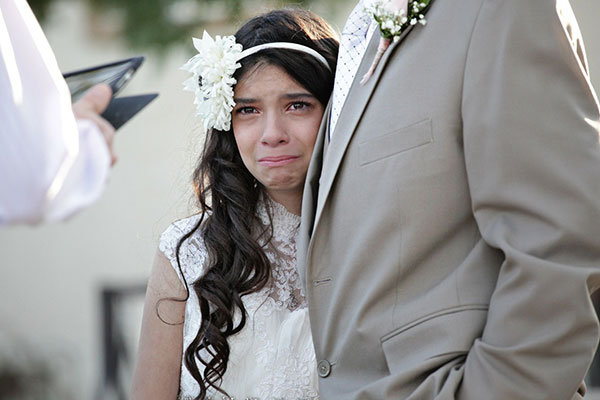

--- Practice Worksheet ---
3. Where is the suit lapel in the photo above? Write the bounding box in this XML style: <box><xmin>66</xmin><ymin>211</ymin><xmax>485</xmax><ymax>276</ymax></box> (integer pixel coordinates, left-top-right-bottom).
<box><xmin>311</xmin><ymin>23</ymin><xmax>417</xmax><ymax>233</ymax></box>
<box><xmin>298</xmin><ymin>100</ymin><xmax>331</xmax><ymax>292</ymax></box>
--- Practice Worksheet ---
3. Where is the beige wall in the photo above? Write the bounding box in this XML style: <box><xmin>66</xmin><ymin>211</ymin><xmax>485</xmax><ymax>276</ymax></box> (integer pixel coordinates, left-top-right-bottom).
<box><xmin>0</xmin><ymin>1</ymin><xmax>598</xmax><ymax>398</ymax></box>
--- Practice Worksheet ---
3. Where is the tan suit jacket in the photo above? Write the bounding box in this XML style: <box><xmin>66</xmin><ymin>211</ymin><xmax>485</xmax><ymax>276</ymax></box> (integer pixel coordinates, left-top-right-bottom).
<box><xmin>298</xmin><ymin>0</ymin><xmax>600</xmax><ymax>399</ymax></box>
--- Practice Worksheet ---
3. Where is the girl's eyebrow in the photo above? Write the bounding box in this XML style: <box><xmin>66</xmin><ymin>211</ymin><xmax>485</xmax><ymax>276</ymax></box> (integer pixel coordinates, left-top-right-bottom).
<box><xmin>233</xmin><ymin>97</ymin><xmax>256</xmax><ymax>104</ymax></box>
<box><xmin>234</xmin><ymin>93</ymin><xmax>315</xmax><ymax>104</ymax></box>
<box><xmin>281</xmin><ymin>92</ymin><xmax>315</xmax><ymax>100</ymax></box>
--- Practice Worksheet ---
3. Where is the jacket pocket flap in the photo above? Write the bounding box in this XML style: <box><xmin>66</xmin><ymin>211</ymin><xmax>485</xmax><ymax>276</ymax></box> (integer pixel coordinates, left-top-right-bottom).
<box><xmin>359</xmin><ymin>118</ymin><xmax>433</xmax><ymax>166</ymax></box>
<box><xmin>381</xmin><ymin>305</ymin><xmax>488</xmax><ymax>374</ymax></box>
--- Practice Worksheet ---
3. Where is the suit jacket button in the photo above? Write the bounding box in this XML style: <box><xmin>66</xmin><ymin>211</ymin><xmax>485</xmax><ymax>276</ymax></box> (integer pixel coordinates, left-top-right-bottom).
<box><xmin>317</xmin><ymin>359</ymin><xmax>332</xmax><ymax>378</ymax></box>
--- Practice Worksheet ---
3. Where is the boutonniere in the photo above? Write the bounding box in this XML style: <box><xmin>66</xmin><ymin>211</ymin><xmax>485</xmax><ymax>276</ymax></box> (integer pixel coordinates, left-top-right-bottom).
<box><xmin>361</xmin><ymin>0</ymin><xmax>431</xmax><ymax>84</ymax></box>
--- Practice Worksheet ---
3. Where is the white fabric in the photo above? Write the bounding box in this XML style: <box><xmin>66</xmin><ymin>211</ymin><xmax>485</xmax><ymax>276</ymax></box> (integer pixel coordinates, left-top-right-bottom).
<box><xmin>329</xmin><ymin>0</ymin><xmax>376</xmax><ymax>136</ymax></box>
<box><xmin>0</xmin><ymin>0</ymin><xmax>110</xmax><ymax>225</ymax></box>
<box><xmin>159</xmin><ymin>198</ymin><xmax>318</xmax><ymax>400</ymax></box>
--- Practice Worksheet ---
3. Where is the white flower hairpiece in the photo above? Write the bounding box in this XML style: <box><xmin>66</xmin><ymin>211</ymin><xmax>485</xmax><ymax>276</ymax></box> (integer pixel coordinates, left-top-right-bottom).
<box><xmin>182</xmin><ymin>31</ymin><xmax>332</xmax><ymax>133</ymax></box>
<box><xmin>181</xmin><ymin>31</ymin><xmax>242</xmax><ymax>132</ymax></box>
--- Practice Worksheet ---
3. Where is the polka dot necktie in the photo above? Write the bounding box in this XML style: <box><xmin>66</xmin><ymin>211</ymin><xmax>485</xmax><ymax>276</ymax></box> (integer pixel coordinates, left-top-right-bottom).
<box><xmin>329</xmin><ymin>0</ymin><xmax>373</xmax><ymax>138</ymax></box>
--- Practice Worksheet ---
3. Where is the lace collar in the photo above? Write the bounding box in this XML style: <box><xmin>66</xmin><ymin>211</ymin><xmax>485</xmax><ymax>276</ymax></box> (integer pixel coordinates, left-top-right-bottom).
<box><xmin>256</xmin><ymin>196</ymin><xmax>301</xmax><ymax>242</ymax></box>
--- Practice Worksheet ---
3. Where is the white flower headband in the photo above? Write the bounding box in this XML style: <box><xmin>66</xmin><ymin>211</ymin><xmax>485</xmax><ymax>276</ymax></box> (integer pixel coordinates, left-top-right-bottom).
<box><xmin>182</xmin><ymin>31</ymin><xmax>332</xmax><ymax>132</ymax></box>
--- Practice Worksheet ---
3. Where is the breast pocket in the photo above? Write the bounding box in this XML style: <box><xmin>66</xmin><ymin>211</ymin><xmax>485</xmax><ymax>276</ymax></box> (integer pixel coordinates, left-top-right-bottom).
<box><xmin>380</xmin><ymin>305</ymin><xmax>488</xmax><ymax>375</ymax></box>
<box><xmin>358</xmin><ymin>118</ymin><xmax>433</xmax><ymax>166</ymax></box>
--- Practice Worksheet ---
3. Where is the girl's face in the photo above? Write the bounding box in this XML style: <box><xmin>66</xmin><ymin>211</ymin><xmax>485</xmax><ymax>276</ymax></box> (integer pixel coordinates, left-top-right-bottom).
<box><xmin>232</xmin><ymin>64</ymin><xmax>324</xmax><ymax>208</ymax></box>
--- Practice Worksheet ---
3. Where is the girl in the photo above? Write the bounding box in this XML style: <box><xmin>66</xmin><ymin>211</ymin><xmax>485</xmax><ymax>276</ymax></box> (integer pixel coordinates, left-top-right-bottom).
<box><xmin>132</xmin><ymin>9</ymin><xmax>338</xmax><ymax>400</ymax></box>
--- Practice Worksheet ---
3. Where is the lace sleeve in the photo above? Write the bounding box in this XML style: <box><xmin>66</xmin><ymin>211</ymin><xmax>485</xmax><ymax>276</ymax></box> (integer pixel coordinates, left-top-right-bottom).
<box><xmin>158</xmin><ymin>215</ymin><xmax>208</xmax><ymax>285</ymax></box>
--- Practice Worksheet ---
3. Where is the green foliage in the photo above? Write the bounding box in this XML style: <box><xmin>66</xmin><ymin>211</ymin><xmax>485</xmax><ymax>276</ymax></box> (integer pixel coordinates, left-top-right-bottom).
<box><xmin>29</xmin><ymin>0</ymin><xmax>315</xmax><ymax>53</ymax></box>
<box><xmin>27</xmin><ymin>0</ymin><xmax>53</xmax><ymax>22</ymax></box>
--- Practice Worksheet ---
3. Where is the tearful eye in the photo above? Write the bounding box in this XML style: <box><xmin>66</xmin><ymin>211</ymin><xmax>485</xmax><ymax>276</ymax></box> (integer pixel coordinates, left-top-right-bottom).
<box><xmin>289</xmin><ymin>102</ymin><xmax>311</xmax><ymax>111</ymax></box>
<box><xmin>236</xmin><ymin>106</ymin><xmax>257</xmax><ymax>114</ymax></box>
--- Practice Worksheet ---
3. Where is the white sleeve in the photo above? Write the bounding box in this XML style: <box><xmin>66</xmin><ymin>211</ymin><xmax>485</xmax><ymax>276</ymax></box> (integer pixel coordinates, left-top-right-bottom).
<box><xmin>0</xmin><ymin>0</ymin><xmax>110</xmax><ymax>225</ymax></box>
<box><xmin>158</xmin><ymin>215</ymin><xmax>207</xmax><ymax>285</ymax></box>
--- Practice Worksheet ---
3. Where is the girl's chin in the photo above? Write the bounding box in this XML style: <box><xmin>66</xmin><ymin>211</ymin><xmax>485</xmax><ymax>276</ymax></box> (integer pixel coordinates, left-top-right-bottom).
<box><xmin>263</xmin><ymin>179</ymin><xmax>304</xmax><ymax>195</ymax></box>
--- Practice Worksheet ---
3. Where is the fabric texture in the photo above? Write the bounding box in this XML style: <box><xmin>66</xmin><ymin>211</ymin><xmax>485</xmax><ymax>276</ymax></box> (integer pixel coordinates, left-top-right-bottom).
<box><xmin>159</xmin><ymin>198</ymin><xmax>318</xmax><ymax>399</ymax></box>
<box><xmin>0</xmin><ymin>0</ymin><xmax>110</xmax><ymax>225</ymax></box>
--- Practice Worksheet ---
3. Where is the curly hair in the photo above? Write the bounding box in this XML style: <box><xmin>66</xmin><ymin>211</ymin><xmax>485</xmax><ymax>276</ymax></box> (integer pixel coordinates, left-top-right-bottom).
<box><xmin>175</xmin><ymin>9</ymin><xmax>338</xmax><ymax>399</ymax></box>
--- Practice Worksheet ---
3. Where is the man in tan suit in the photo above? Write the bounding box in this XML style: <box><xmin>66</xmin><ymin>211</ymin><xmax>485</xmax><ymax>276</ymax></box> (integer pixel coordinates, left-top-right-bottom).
<box><xmin>298</xmin><ymin>0</ymin><xmax>600</xmax><ymax>398</ymax></box>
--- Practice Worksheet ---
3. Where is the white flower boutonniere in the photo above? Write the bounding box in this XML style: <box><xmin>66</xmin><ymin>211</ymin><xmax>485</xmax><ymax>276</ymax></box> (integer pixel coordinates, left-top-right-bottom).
<box><xmin>181</xmin><ymin>31</ymin><xmax>243</xmax><ymax>132</ymax></box>
<box><xmin>361</xmin><ymin>0</ymin><xmax>431</xmax><ymax>84</ymax></box>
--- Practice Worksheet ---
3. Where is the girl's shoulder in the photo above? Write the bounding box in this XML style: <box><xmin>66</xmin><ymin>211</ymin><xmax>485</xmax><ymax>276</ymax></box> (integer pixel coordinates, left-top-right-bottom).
<box><xmin>158</xmin><ymin>214</ymin><xmax>208</xmax><ymax>284</ymax></box>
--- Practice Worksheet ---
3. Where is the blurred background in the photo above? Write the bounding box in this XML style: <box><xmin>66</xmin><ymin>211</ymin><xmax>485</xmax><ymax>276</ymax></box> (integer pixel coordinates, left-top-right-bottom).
<box><xmin>0</xmin><ymin>0</ymin><xmax>599</xmax><ymax>399</ymax></box>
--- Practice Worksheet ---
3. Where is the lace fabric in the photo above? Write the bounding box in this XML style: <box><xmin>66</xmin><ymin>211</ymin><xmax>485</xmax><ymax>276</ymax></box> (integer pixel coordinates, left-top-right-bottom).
<box><xmin>159</xmin><ymin>199</ymin><xmax>318</xmax><ymax>400</ymax></box>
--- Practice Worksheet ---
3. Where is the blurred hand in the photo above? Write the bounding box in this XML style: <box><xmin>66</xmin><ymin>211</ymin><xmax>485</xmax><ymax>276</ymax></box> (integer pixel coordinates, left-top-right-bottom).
<box><xmin>72</xmin><ymin>83</ymin><xmax>117</xmax><ymax>165</ymax></box>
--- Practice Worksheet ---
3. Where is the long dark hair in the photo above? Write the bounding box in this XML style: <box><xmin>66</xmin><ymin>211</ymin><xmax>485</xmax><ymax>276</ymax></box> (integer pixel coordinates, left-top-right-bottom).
<box><xmin>175</xmin><ymin>9</ymin><xmax>338</xmax><ymax>399</ymax></box>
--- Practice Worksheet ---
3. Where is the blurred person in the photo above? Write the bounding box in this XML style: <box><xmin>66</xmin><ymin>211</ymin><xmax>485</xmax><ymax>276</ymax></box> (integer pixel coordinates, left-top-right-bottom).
<box><xmin>131</xmin><ymin>9</ymin><xmax>338</xmax><ymax>400</ymax></box>
<box><xmin>0</xmin><ymin>0</ymin><xmax>116</xmax><ymax>225</ymax></box>
<box><xmin>297</xmin><ymin>0</ymin><xmax>600</xmax><ymax>399</ymax></box>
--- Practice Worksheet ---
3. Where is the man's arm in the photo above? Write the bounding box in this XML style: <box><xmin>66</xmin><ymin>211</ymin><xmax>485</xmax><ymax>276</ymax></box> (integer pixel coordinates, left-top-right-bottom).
<box><xmin>459</xmin><ymin>0</ymin><xmax>600</xmax><ymax>398</ymax></box>
<box><xmin>0</xmin><ymin>0</ymin><xmax>114</xmax><ymax>225</ymax></box>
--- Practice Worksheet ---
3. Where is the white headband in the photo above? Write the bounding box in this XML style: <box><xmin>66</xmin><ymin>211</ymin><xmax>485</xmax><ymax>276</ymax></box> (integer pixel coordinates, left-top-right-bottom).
<box><xmin>181</xmin><ymin>31</ymin><xmax>331</xmax><ymax>133</ymax></box>
<box><xmin>238</xmin><ymin>42</ymin><xmax>331</xmax><ymax>72</ymax></box>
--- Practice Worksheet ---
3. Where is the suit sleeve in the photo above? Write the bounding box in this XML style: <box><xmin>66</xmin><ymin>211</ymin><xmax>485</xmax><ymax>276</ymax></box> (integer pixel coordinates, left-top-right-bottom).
<box><xmin>459</xmin><ymin>0</ymin><xmax>600</xmax><ymax>398</ymax></box>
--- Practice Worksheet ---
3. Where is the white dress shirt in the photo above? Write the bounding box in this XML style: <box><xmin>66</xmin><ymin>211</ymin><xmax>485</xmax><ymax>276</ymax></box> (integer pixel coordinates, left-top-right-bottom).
<box><xmin>0</xmin><ymin>0</ymin><xmax>110</xmax><ymax>225</ymax></box>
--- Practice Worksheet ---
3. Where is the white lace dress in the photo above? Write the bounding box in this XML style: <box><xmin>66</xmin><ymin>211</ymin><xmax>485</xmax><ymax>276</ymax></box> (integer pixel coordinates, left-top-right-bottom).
<box><xmin>159</xmin><ymin>200</ymin><xmax>318</xmax><ymax>400</ymax></box>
